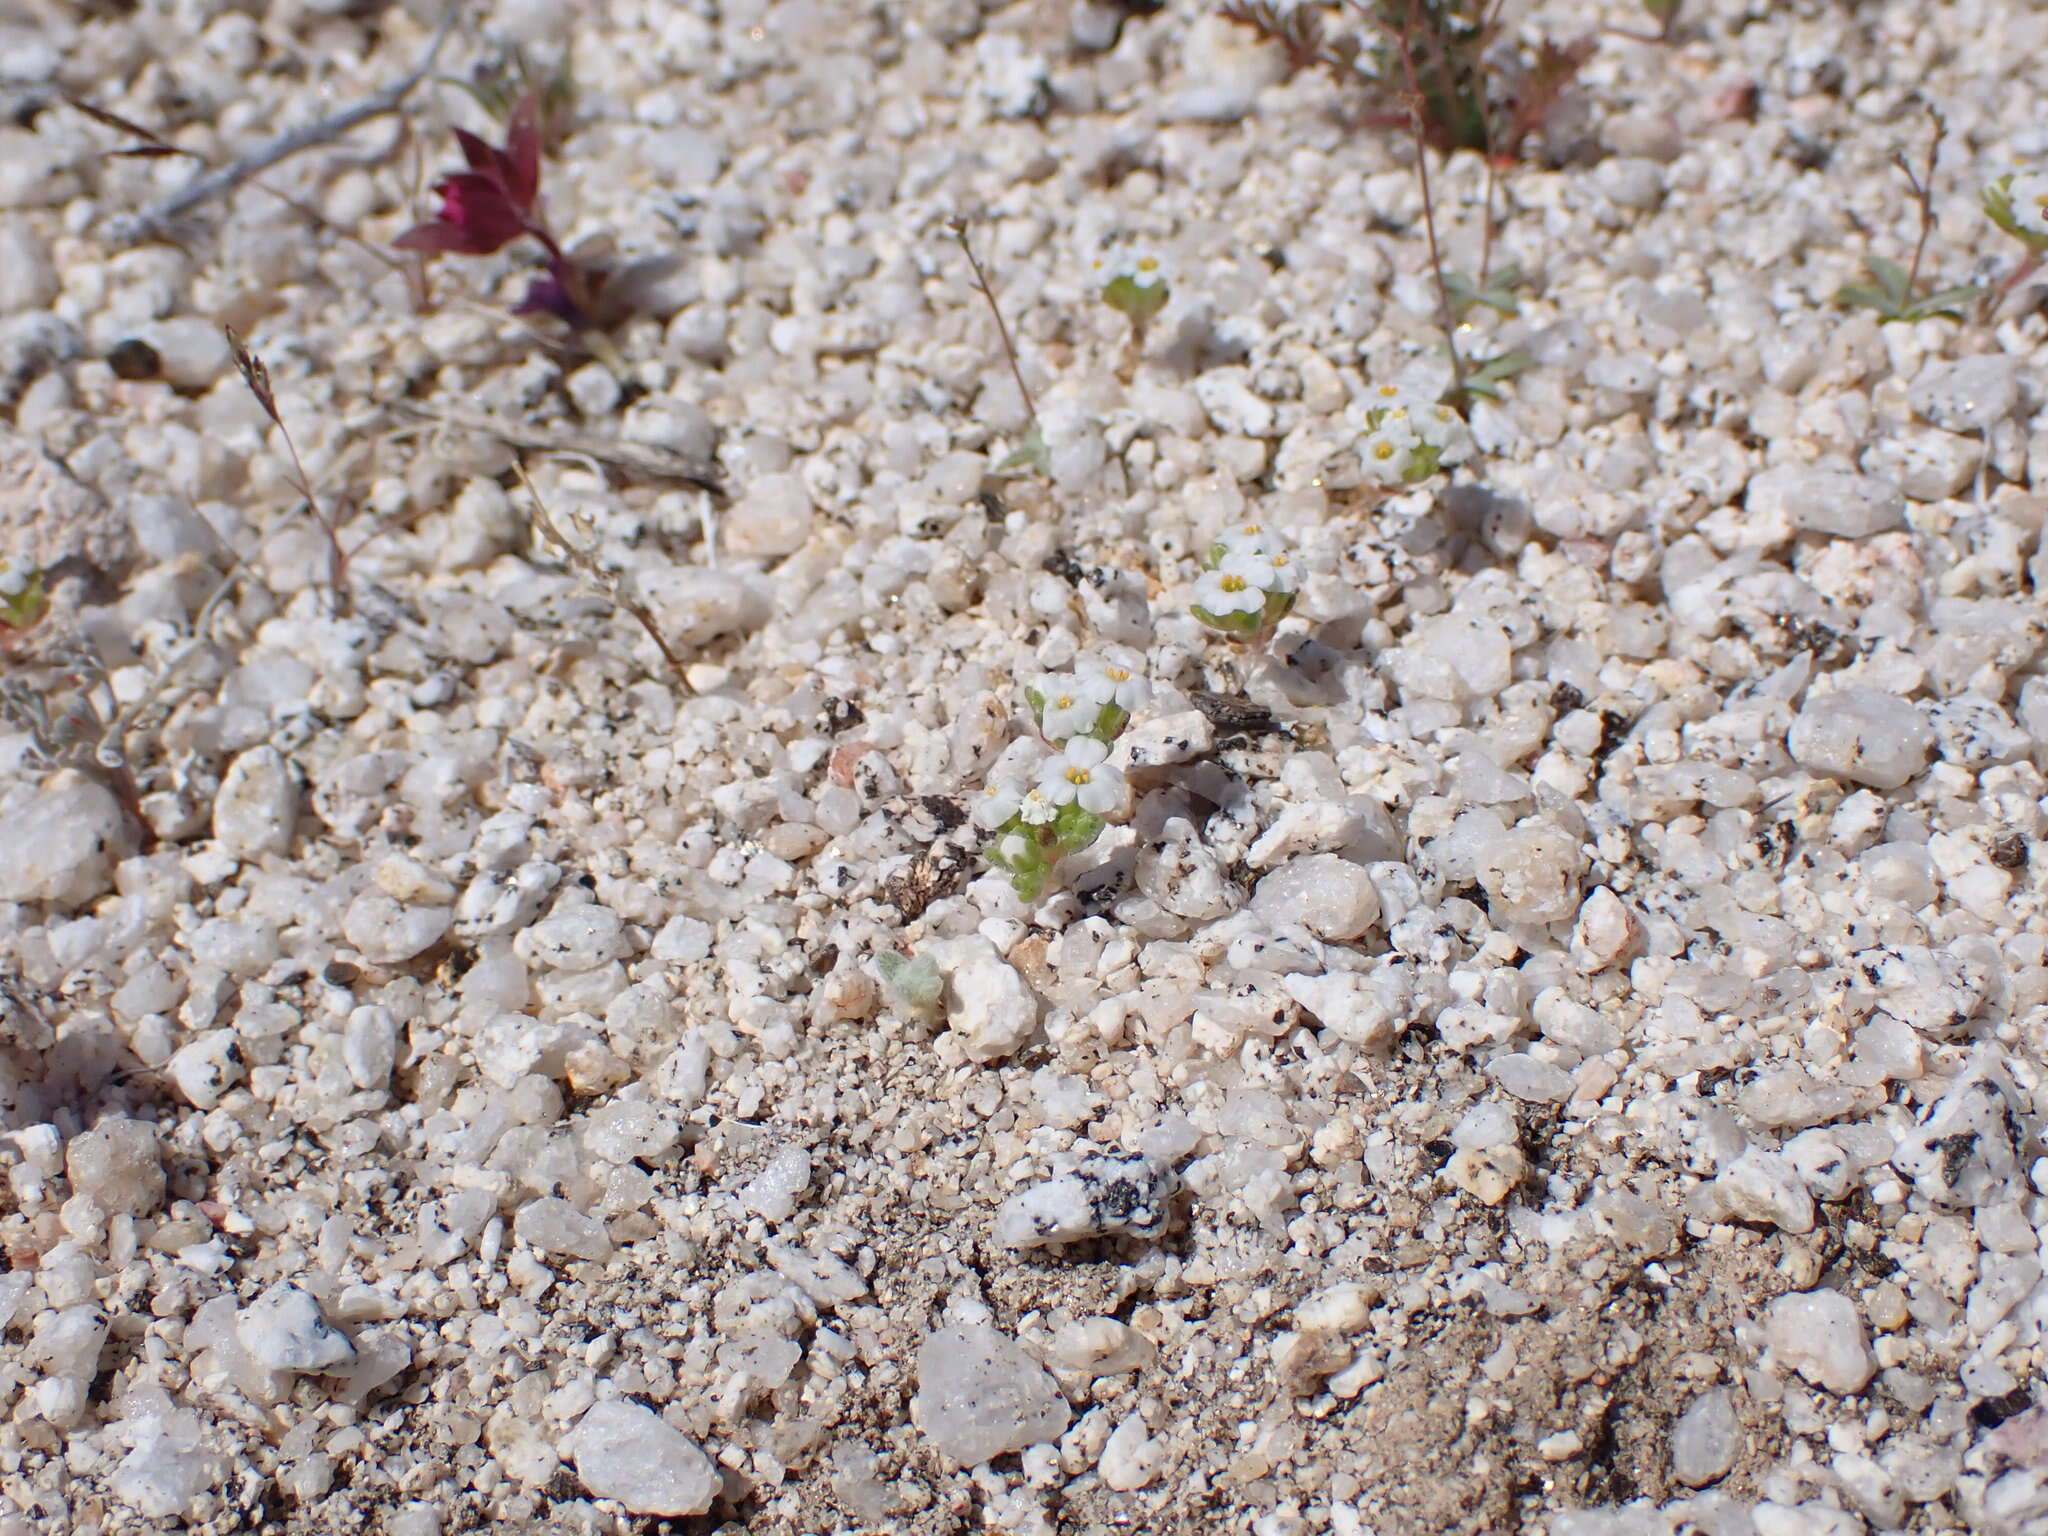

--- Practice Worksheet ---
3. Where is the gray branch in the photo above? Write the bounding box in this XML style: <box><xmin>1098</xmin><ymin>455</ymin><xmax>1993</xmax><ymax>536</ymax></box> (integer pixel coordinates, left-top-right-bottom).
<box><xmin>111</xmin><ymin>9</ymin><xmax>458</xmax><ymax>246</ymax></box>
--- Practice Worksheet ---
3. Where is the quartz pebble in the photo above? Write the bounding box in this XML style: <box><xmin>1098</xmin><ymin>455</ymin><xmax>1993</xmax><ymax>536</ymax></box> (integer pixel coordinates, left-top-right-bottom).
<box><xmin>564</xmin><ymin>1400</ymin><xmax>718</xmax><ymax>1517</ymax></box>
<box><xmin>213</xmin><ymin>746</ymin><xmax>298</xmax><ymax>859</ymax></box>
<box><xmin>927</xmin><ymin>936</ymin><xmax>1040</xmax><ymax>1063</ymax></box>
<box><xmin>0</xmin><ymin>773</ymin><xmax>132</xmax><ymax>907</ymax></box>
<box><xmin>725</xmin><ymin>472</ymin><xmax>815</xmax><ymax>559</ymax></box>
<box><xmin>165</xmin><ymin>1030</ymin><xmax>245</xmax><ymax>1111</ymax></box>
<box><xmin>514</xmin><ymin>1197</ymin><xmax>613</xmax><ymax>1262</ymax></box>
<box><xmin>1251</xmin><ymin>854</ymin><xmax>1381</xmax><ymax>940</ymax></box>
<box><xmin>1671</xmin><ymin>1388</ymin><xmax>1739</xmax><ymax>1487</ymax></box>
<box><xmin>0</xmin><ymin>218</ymin><xmax>57</xmax><ymax>312</ymax></box>
<box><xmin>342</xmin><ymin>891</ymin><xmax>453</xmax><ymax>965</ymax></box>
<box><xmin>235</xmin><ymin>1285</ymin><xmax>355</xmax><ymax>1374</ymax></box>
<box><xmin>912</xmin><ymin>1323</ymin><xmax>1070</xmax><ymax>1467</ymax></box>
<box><xmin>994</xmin><ymin>1154</ymin><xmax>1179</xmax><ymax>1249</ymax></box>
<box><xmin>1911</xmin><ymin>355</ymin><xmax>2019</xmax><ymax>433</ymax></box>
<box><xmin>110</xmin><ymin>1415</ymin><xmax>218</xmax><ymax>1520</ymax></box>
<box><xmin>1711</xmin><ymin>1147</ymin><xmax>1817</xmax><ymax>1233</ymax></box>
<box><xmin>1746</xmin><ymin>465</ymin><xmax>1905</xmax><ymax>539</ymax></box>
<box><xmin>1788</xmin><ymin>688</ymin><xmax>1933</xmax><ymax>790</ymax></box>
<box><xmin>65</xmin><ymin>1118</ymin><xmax>165</xmax><ymax>1218</ymax></box>
<box><xmin>1765</xmin><ymin>1290</ymin><xmax>1875</xmax><ymax>1394</ymax></box>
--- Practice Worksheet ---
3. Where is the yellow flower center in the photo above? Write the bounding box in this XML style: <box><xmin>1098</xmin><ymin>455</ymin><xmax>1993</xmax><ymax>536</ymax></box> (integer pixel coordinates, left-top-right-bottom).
<box><xmin>1372</xmin><ymin>442</ymin><xmax>1397</xmax><ymax>461</ymax></box>
<box><xmin>1220</xmin><ymin>573</ymin><xmax>1247</xmax><ymax>592</ymax></box>
<box><xmin>1106</xmin><ymin>666</ymin><xmax>1129</xmax><ymax>681</ymax></box>
<box><xmin>1066</xmin><ymin>766</ymin><xmax>1091</xmax><ymax>785</ymax></box>
<box><xmin>1055</xmin><ymin>694</ymin><xmax>1075</xmax><ymax>709</ymax></box>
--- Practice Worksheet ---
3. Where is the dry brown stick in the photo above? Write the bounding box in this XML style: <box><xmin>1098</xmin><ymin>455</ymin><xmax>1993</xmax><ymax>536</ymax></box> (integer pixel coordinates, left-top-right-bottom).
<box><xmin>112</xmin><ymin>8</ymin><xmax>458</xmax><ymax>244</ymax></box>
<box><xmin>393</xmin><ymin>401</ymin><xmax>726</xmax><ymax>497</ymax></box>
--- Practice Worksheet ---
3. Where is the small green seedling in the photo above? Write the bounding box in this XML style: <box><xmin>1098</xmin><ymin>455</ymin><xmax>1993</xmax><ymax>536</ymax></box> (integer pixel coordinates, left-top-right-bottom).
<box><xmin>873</xmin><ymin>950</ymin><xmax>944</xmax><ymax>1022</ymax></box>
<box><xmin>1443</xmin><ymin>262</ymin><xmax>1524</xmax><ymax>320</ymax></box>
<box><xmin>0</xmin><ymin>560</ymin><xmax>46</xmax><ymax>633</ymax></box>
<box><xmin>1835</xmin><ymin>256</ymin><xmax>1981</xmax><ymax>324</ymax></box>
<box><xmin>1838</xmin><ymin>107</ymin><xmax>1982</xmax><ymax>324</ymax></box>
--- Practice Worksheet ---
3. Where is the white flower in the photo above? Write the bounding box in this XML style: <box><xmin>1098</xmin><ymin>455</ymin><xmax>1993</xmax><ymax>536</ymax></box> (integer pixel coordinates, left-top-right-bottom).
<box><xmin>1358</xmin><ymin>425</ymin><xmax>1419</xmax><ymax>487</ymax></box>
<box><xmin>1215</xmin><ymin>522</ymin><xmax>1287</xmax><ymax>562</ymax></box>
<box><xmin>1034</xmin><ymin>671</ymin><xmax>1116</xmax><ymax>741</ymax></box>
<box><xmin>1036</xmin><ymin>736</ymin><xmax>1125</xmax><ymax>817</ymax></box>
<box><xmin>2011</xmin><ymin>170</ymin><xmax>2048</xmax><ymax>238</ymax></box>
<box><xmin>998</xmin><ymin>833</ymin><xmax>1030</xmax><ymax>864</ymax></box>
<box><xmin>1221</xmin><ymin>546</ymin><xmax>1285</xmax><ymax>591</ymax></box>
<box><xmin>1077</xmin><ymin>649</ymin><xmax>1150</xmax><ymax>713</ymax></box>
<box><xmin>1017</xmin><ymin>787</ymin><xmax>1058</xmax><ymax>826</ymax></box>
<box><xmin>1095</xmin><ymin>243</ymin><xmax>1169</xmax><ymax>289</ymax></box>
<box><xmin>1365</xmin><ymin>381</ymin><xmax>1429</xmax><ymax>419</ymax></box>
<box><xmin>973</xmin><ymin>777</ymin><xmax>1026</xmax><ymax>831</ymax></box>
<box><xmin>1411</xmin><ymin>402</ymin><xmax>1473</xmax><ymax>465</ymax></box>
<box><xmin>1194</xmin><ymin>564</ymin><xmax>1268</xmax><ymax>617</ymax></box>
<box><xmin>0</xmin><ymin>559</ymin><xmax>31</xmax><ymax>599</ymax></box>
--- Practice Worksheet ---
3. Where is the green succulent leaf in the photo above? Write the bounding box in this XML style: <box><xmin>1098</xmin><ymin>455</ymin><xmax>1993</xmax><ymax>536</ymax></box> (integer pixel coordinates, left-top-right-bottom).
<box><xmin>0</xmin><ymin>570</ymin><xmax>44</xmax><ymax>632</ymax></box>
<box><xmin>996</xmin><ymin>428</ymin><xmax>1051</xmax><ymax>478</ymax></box>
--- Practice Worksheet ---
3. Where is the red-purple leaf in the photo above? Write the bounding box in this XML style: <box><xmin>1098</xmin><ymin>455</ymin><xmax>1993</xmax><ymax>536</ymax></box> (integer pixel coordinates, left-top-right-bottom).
<box><xmin>394</xmin><ymin>220</ymin><xmax>495</xmax><ymax>255</ymax></box>
<box><xmin>502</xmin><ymin>92</ymin><xmax>543</xmax><ymax>211</ymax></box>
<box><xmin>453</xmin><ymin>127</ymin><xmax>499</xmax><ymax>177</ymax></box>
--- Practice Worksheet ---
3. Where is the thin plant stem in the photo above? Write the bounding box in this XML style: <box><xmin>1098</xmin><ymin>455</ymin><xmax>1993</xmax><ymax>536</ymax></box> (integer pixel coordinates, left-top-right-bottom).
<box><xmin>1391</xmin><ymin>5</ymin><xmax>1464</xmax><ymax>395</ymax></box>
<box><xmin>516</xmin><ymin>459</ymin><xmax>689</xmax><ymax>678</ymax></box>
<box><xmin>947</xmin><ymin>217</ymin><xmax>1040</xmax><ymax>436</ymax></box>
<box><xmin>1896</xmin><ymin>105</ymin><xmax>1944</xmax><ymax>299</ymax></box>
<box><xmin>1479</xmin><ymin>156</ymin><xmax>1500</xmax><ymax>286</ymax></box>
<box><xmin>224</xmin><ymin>327</ymin><xmax>352</xmax><ymax>615</ymax></box>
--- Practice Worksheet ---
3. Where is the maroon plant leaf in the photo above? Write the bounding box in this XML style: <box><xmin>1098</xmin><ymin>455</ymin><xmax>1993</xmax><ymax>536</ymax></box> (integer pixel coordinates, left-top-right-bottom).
<box><xmin>501</xmin><ymin>92</ymin><xmax>543</xmax><ymax>212</ymax></box>
<box><xmin>395</xmin><ymin>171</ymin><xmax>528</xmax><ymax>255</ymax></box>
<box><xmin>453</xmin><ymin>127</ymin><xmax>501</xmax><ymax>179</ymax></box>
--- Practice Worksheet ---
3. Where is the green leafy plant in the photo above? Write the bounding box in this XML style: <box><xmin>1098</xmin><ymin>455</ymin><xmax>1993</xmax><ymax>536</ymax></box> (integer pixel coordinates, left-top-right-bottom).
<box><xmin>873</xmin><ymin>950</ymin><xmax>944</xmax><ymax>1022</ymax></box>
<box><xmin>1443</xmin><ymin>262</ymin><xmax>1523</xmax><ymax>319</ymax></box>
<box><xmin>976</xmin><ymin>651</ymin><xmax>1147</xmax><ymax>900</ymax></box>
<box><xmin>1836</xmin><ymin>257</ymin><xmax>1981</xmax><ymax>324</ymax></box>
<box><xmin>1220</xmin><ymin>1</ymin><xmax>1579</xmax><ymax>407</ymax></box>
<box><xmin>446</xmin><ymin>44</ymin><xmax>576</xmax><ymax>154</ymax></box>
<box><xmin>0</xmin><ymin>560</ymin><xmax>46</xmax><ymax>634</ymax></box>
<box><xmin>1983</xmin><ymin>168</ymin><xmax>2048</xmax><ymax>315</ymax></box>
<box><xmin>1836</xmin><ymin>108</ymin><xmax>1981</xmax><ymax>324</ymax></box>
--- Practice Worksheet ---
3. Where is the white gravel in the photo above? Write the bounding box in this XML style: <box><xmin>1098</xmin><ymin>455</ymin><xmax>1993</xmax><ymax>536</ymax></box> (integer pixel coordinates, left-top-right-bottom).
<box><xmin>2</xmin><ymin>0</ymin><xmax>2048</xmax><ymax>1531</ymax></box>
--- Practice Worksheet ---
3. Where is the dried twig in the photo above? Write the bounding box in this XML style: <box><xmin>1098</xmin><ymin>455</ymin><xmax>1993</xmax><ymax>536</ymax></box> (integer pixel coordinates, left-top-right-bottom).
<box><xmin>946</xmin><ymin>216</ymin><xmax>1041</xmax><ymax>440</ymax></box>
<box><xmin>227</xmin><ymin>327</ymin><xmax>352</xmax><ymax>615</ymax></box>
<box><xmin>112</xmin><ymin>9</ymin><xmax>458</xmax><ymax>245</ymax></box>
<box><xmin>1895</xmin><ymin>104</ymin><xmax>1945</xmax><ymax>302</ymax></box>
<box><xmin>1389</xmin><ymin>3</ymin><xmax>1464</xmax><ymax>398</ymax></box>
<box><xmin>392</xmin><ymin>401</ymin><xmax>726</xmax><ymax>497</ymax></box>
<box><xmin>514</xmin><ymin>459</ymin><xmax>688</xmax><ymax>679</ymax></box>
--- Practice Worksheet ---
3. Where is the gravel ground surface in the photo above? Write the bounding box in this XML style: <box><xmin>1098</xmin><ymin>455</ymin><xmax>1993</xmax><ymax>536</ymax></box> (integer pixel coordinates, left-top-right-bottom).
<box><xmin>3</xmin><ymin>0</ymin><xmax>2048</xmax><ymax>1531</ymax></box>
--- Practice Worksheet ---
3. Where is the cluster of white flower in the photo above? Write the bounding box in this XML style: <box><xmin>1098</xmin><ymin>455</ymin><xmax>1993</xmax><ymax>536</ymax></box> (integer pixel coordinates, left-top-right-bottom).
<box><xmin>1190</xmin><ymin>522</ymin><xmax>1299</xmax><ymax>637</ymax></box>
<box><xmin>1093</xmin><ymin>243</ymin><xmax>1171</xmax><ymax>327</ymax></box>
<box><xmin>976</xmin><ymin>648</ymin><xmax>1148</xmax><ymax>899</ymax></box>
<box><xmin>1028</xmin><ymin>650</ymin><xmax>1150</xmax><ymax>742</ymax></box>
<box><xmin>1354</xmin><ymin>382</ymin><xmax>1474</xmax><ymax>488</ymax></box>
